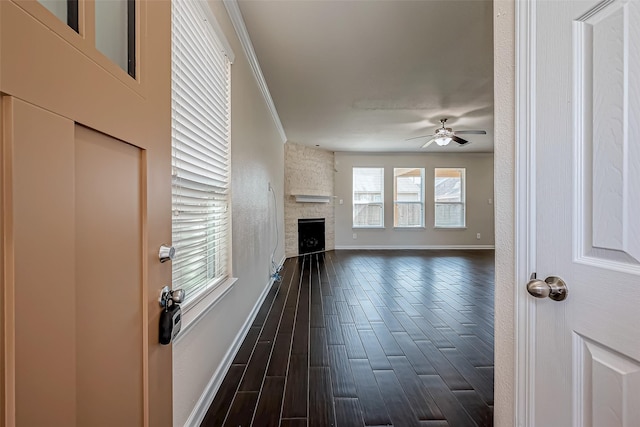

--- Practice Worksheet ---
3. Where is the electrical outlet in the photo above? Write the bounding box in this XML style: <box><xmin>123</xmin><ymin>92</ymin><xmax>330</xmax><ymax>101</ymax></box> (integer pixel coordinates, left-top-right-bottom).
<box><xmin>353</xmin><ymin>233</ymin><xmax>357</xmax><ymax>239</ymax></box>
<box><xmin>339</xmin><ymin>199</ymin><xmax>344</xmax><ymax>205</ymax></box>
<box><xmin>476</xmin><ymin>233</ymin><xmax>481</xmax><ymax>240</ymax></box>
<box><xmin>488</xmin><ymin>198</ymin><xmax>493</xmax><ymax>204</ymax></box>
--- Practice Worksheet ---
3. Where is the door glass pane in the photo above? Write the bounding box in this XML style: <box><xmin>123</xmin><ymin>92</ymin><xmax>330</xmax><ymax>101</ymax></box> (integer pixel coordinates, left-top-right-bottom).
<box><xmin>38</xmin><ymin>0</ymin><xmax>78</xmax><ymax>32</ymax></box>
<box><xmin>95</xmin><ymin>0</ymin><xmax>135</xmax><ymax>77</ymax></box>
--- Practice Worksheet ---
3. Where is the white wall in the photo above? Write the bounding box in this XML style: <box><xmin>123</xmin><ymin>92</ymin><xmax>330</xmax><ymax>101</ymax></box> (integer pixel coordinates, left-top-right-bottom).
<box><xmin>493</xmin><ymin>0</ymin><xmax>515</xmax><ymax>425</ymax></box>
<box><xmin>334</xmin><ymin>152</ymin><xmax>495</xmax><ymax>248</ymax></box>
<box><xmin>172</xmin><ymin>1</ymin><xmax>285</xmax><ymax>425</ymax></box>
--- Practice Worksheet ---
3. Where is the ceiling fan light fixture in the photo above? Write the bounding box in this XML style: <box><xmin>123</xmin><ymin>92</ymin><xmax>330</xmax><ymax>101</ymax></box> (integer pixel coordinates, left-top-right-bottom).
<box><xmin>435</xmin><ymin>136</ymin><xmax>452</xmax><ymax>146</ymax></box>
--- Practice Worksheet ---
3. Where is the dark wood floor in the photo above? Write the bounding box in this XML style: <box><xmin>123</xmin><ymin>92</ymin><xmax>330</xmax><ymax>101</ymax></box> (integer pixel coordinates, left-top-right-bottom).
<box><xmin>201</xmin><ymin>250</ymin><xmax>494</xmax><ymax>427</ymax></box>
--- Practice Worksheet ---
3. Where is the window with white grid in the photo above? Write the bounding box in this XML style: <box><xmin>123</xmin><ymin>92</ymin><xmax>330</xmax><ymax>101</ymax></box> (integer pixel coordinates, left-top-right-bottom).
<box><xmin>434</xmin><ymin>168</ymin><xmax>466</xmax><ymax>228</ymax></box>
<box><xmin>353</xmin><ymin>167</ymin><xmax>384</xmax><ymax>228</ymax></box>
<box><xmin>171</xmin><ymin>0</ymin><xmax>232</xmax><ymax>303</ymax></box>
<box><xmin>394</xmin><ymin>168</ymin><xmax>425</xmax><ymax>227</ymax></box>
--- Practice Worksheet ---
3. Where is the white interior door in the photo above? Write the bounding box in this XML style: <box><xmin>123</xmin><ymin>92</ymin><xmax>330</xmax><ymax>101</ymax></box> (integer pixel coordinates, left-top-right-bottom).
<box><xmin>530</xmin><ymin>0</ymin><xmax>640</xmax><ymax>426</ymax></box>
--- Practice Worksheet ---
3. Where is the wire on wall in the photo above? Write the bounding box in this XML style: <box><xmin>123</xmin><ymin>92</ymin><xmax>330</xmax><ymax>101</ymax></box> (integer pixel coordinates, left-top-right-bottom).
<box><xmin>269</xmin><ymin>183</ymin><xmax>283</xmax><ymax>282</ymax></box>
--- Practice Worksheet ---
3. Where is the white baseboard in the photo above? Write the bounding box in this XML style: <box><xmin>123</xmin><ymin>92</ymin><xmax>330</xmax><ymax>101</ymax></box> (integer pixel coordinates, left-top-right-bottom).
<box><xmin>184</xmin><ymin>256</ymin><xmax>285</xmax><ymax>427</ymax></box>
<box><xmin>333</xmin><ymin>244</ymin><xmax>495</xmax><ymax>250</ymax></box>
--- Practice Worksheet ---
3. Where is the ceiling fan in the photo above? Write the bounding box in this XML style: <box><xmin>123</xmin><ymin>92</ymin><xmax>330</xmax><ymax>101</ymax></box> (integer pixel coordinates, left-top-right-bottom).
<box><xmin>407</xmin><ymin>118</ymin><xmax>486</xmax><ymax>148</ymax></box>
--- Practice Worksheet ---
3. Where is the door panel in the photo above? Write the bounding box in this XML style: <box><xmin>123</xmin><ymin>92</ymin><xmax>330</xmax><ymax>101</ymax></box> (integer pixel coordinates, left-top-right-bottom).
<box><xmin>11</xmin><ymin>98</ymin><xmax>76</xmax><ymax>427</ymax></box>
<box><xmin>533</xmin><ymin>0</ymin><xmax>640</xmax><ymax>426</ymax></box>
<box><xmin>75</xmin><ymin>124</ymin><xmax>144</xmax><ymax>426</ymax></box>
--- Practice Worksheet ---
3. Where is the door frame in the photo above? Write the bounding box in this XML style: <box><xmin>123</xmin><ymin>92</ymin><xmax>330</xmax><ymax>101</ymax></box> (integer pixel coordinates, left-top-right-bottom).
<box><xmin>514</xmin><ymin>0</ymin><xmax>537</xmax><ymax>425</ymax></box>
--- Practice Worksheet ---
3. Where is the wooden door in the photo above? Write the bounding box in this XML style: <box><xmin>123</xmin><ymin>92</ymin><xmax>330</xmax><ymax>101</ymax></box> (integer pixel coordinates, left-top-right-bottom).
<box><xmin>529</xmin><ymin>0</ymin><xmax>640</xmax><ymax>425</ymax></box>
<box><xmin>0</xmin><ymin>0</ymin><xmax>172</xmax><ymax>426</ymax></box>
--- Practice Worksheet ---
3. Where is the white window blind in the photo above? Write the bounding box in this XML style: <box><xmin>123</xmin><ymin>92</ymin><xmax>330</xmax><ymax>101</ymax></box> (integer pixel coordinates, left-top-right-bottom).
<box><xmin>394</xmin><ymin>168</ymin><xmax>425</xmax><ymax>227</ymax></box>
<box><xmin>353</xmin><ymin>167</ymin><xmax>384</xmax><ymax>227</ymax></box>
<box><xmin>171</xmin><ymin>0</ymin><xmax>231</xmax><ymax>303</ymax></box>
<box><xmin>434</xmin><ymin>168</ymin><xmax>466</xmax><ymax>228</ymax></box>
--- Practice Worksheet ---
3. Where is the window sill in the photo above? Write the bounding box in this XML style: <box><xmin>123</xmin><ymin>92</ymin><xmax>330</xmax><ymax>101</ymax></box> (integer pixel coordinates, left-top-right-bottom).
<box><xmin>174</xmin><ymin>277</ymin><xmax>238</xmax><ymax>343</ymax></box>
<box><xmin>434</xmin><ymin>226</ymin><xmax>467</xmax><ymax>230</ymax></box>
<box><xmin>394</xmin><ymin>227</ymin><xmax>426</xmax><ymax>230</ymax></box>
<box><xmin>352</xmin><ymin>226</ymin><xmax>385</xmax><ymax>229</ymax></box>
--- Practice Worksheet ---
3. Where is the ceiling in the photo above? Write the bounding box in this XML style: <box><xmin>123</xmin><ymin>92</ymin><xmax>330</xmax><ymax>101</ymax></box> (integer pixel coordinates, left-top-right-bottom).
<box><xmin>236</xmin><ymin>0</ymin><xmax>494</xmax><ymax>153</ymax></box>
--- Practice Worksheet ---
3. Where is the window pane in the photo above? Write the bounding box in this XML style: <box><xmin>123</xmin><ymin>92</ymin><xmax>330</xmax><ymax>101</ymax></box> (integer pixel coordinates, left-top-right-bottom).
<box><xmin>96</xmin><ymin>0</ymin><xmax>135</xmax><ymax>76</ymax></box>
<box><xmin>435</xmin><ymin>203</ymin><xmax>465</xmax><ymax>227</ymax></box>
<box><xmin>434</xmin><ymin>168</ymin><xmax>465</xmax><ymax>227</ymax></box>
<box><xmin>353</xmin><ymin>167</ymin><xmax>384</xmax><ymax>227</ymax></box>
<box><xmin>353</xmin><ymin>204</ymin><xmax>383</xmax><ymax>227</ymax></box>
<box><xmin>38</xmin><ymin>0</ymin><xmax>78</xmax><ymax>32</ymax></box>
<box><xmin>394</xmin><ymin>168</ymin><xmax>424</xmax><ymax>227</ymax></box>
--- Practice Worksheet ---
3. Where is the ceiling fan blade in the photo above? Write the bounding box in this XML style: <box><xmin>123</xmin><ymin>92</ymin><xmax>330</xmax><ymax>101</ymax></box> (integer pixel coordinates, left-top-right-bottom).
<box><xmin>405</xmin><ymin>134</ymin><xmax>434</xmax><ymax>141</ymax></box>
<box><xmin>455</xmin><ymin>130</ymin><xmax>486</xmax><ymax>135</ymax></box>
<box><xmin>452</xmin><ymin>135</ymin><xmax>469</xmax><ymax>145</ymax></box>
<box><xmin>421</xmin><ymin>138</ymin><xmax>436</xmax><ymax>148</ymax></box>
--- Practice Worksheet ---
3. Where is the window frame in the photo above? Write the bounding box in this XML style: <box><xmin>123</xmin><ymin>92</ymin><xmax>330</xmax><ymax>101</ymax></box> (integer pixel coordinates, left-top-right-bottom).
<box><xmin>171</xmin><ymin>0</ymin><xmax>234</xmax><ymax>309</ymax></box>
<box><xmin>434</xmin><ymin>168</ymin><xmax>466</xmax><ymax>229</ymax></box>
<box><xmin>352</xmin><ymin>167</ymin><xmax>385</xmax><ymax>228</ymax></box>
<box><xmin>393</xmin><ymin>167</ymin><xmax>425</xmax><ymax>228</ymax></box>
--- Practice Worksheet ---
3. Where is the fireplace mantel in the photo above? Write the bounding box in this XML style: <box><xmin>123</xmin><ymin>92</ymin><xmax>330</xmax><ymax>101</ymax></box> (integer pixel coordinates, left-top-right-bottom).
<box><xmin>291</xmin><ymin>193</ymin><xmax>332</xmax><ymax>203</ymax></box>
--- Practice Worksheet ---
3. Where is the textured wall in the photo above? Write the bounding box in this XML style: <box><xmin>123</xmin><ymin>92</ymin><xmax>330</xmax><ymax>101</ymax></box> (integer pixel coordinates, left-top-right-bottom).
<box><xmin>172</xmin><ymin>1</ymin><xmax>285</xmax><ymax>425</ymax></box>
<box><xmin>333</xmin><ymin>152</ymin><xmax>495</xmax><ymax>248</ymax></box>
<box><xmin>494</xmin><ymin>0</ymin><xmax>516</xmax><ymax>425</ymax></box>
<box><xmin>284</xmin><ymin>142</ymin><xmax>335</xmax><ymax>257</ymax></box>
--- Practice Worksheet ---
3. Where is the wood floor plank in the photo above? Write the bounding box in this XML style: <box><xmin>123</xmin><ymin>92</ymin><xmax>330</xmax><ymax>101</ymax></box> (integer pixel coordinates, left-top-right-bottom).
<box><xmin>374</xmin><ymin>369</ymin><xmax>421</xmax><ymax>427</ymax></box>
<box><xmin>252</xmin><ymin>376</ymin><xmax>285</xmax><ymax>427</ymax></box>
<box><xmin>282</xmin><ymin>354</ymin><xmax>309</xmax><ymax>418</ymax></box>
<box><xmin>350</xmin><ymin>304</ymin><xmax>373</xmax><ymax>330</ymax></box>
<box><xmin>335</xmin><ymin>398</ymin><xmax>364</xmax><ymax>427</ymax></box>
<box><xmin>222</xmin><ymin>391</ymin><xmax>258</xmax><ymax>427</ymax></box>
<box><xmin>392</xmin><ymin>332</ymin><xmax>436</xmax><ymax>375</ymax></box>
<box><xmin>349</xmin><ymin>359</ymin><xmax>392</xmax><ymax>426</ymax></box>
<box><xmin>266</xmin><ymin>332</ymin><xmax>292</xmax><ymax>377</ymax></box>
<box><xmin>280</xmin><ymin>419</ymin><xmax>308</xmax><ymax>427</ymax></box>
<box><xmin>374</xmin><ymin>305</ymin><xmax>406</xmax><ymax>332</ymax></box>
<box><xmin>328</xmin><ymin>345</ymin><xmax>358</xmax><ymax>397</ymax></box>
<box><xmin>325</xmin><ymin>314</ymin><xmax>345</xmax><ymax>345</ymax></box>
<box><xmin>239</xmin><ymin>341</ymin><xmax>272</xmax><ymax>392</ymax></box>
<box><xmin>358</xmin><ymin>329</ymin><xmax>391</xmax><ymax>370</ymax></box>
<box><xmin>452</xmin><ymin>390</ymin><xmax>493</xmax><ymax>427</ymax></box>
<box><xmin>415</xmin><ymin>340</ymin><xmax>471</xmax><ymax>390</ymax></box>
<box><xmin>201</xmin><ymin>364</ymin><xmax>245</xmax><ymax>427</ymax></box>
<box><xmin>393</xmin><ymin>312</ymin><xmax>428</xmax><ymax>341</ymax></box>
<box><xmin>387</xmin><ymin>356</ymin><xmax>444</xmax><ymax>420</ymax></box>
<box><xmin>342</xmin><ymin>323</ymin><xmax>367</xmax><ymax>359</ymax></box>
<box><xmin>336</xmin><ymin>300</ymin><xmax>355</xmax><ymax>324</ymax></box>
<box><xmin>370</xmin><ymin>322</ymin><xmax>404</xmax><ymax>356</ymax></box>
<box><xmin>310</xmin><ymin>327</ymin><xmax>329</xmax><ymax>367</ymax></box>
<box><xmin>419</xmin><ymin>376</ymin><xmax>477</xmax><ymax>427</ymax></box>
<box><xmin>309</xmin><ymin>367</ymin><xmax>335</xmax><ymax>427</ymax></box>
<box><xmin>233</xmin><ymin>326</ymin><xmax>260</xmax><ymax>365</ymax></box>
<box><xmin>440</xmin><ymin>348</ymin><xmax>494</xmax><ymax>405</ymax></box>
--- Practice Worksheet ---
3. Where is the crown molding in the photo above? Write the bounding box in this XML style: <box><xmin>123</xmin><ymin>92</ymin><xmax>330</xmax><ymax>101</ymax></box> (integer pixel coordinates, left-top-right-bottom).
<box><xmin>223</xmin><ymin>0</ymin><xmax>287</xmax><ymax>143</ymax></box>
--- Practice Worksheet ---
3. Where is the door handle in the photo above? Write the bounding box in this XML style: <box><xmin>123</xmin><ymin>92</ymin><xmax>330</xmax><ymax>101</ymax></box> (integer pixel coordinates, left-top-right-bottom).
<box><xmin>526</xmin><ymin>273</ymin><xmax>568</xmax><ymax>301</ymax></box>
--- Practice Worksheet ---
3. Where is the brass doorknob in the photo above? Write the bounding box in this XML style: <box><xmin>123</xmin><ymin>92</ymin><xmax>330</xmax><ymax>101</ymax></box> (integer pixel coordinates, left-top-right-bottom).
<box><xmin>526</xmin><ymin>274</ymin><xmax>568</xmax><ymax>301</ymax></box>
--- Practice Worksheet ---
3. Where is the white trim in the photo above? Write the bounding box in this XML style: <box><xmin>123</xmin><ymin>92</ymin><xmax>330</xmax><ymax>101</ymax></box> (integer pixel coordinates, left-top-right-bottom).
<box><xmin>334</xmin><ymin>245</ymin><xmax>495</xmax><ymax>250</ymax></box>
<box><xmin>222</xmin><ymin>0</ymin><xmax>287</xmax><ymax>143</ymax></box>
<box><xmin>515</xmin><ymin>0</ymin><xmax>536</xmax><ymax>425</ymax></box>
<box><xmin>181</xmin><ymin>258</ymin><xmax>285</xmax><ymax>427</ymax></box>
